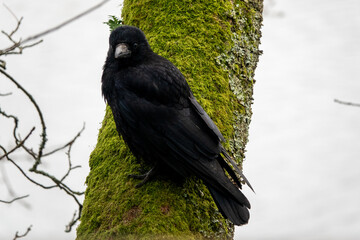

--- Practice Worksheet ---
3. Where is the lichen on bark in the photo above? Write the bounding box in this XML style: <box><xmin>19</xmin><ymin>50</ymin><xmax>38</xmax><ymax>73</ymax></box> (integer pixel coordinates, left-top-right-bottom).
<box><xmin>76</xmin><ymin>1</ymin><xmax>263</xmax><ymax>239</ymax></box>
<box><xmin>216</xmin><ymin>0</ymin><xmax>263</xmax><ymax>163</ymax></box>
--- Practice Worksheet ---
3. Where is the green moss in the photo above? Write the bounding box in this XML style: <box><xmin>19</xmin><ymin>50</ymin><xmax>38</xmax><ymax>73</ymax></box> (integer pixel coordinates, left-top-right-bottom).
<box><xmin>77</xmin><ymin>0</ymin><xmax>263</xmax><ymax>239</ymax></box>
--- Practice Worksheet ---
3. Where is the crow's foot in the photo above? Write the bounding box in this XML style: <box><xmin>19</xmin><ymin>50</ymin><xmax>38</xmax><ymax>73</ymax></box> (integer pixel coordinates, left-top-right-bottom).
<box><xmin>128</xmin><ymin>165</ymin><xmax>158</xmax><ymax>188</ymax></box>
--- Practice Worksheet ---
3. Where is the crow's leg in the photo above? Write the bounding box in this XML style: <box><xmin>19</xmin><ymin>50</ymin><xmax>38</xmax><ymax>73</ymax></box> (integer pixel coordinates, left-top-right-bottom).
<box><xmin>128</xmin><ymin>164</ymin><xmax>158</xmax><ymax>188</ymax></box>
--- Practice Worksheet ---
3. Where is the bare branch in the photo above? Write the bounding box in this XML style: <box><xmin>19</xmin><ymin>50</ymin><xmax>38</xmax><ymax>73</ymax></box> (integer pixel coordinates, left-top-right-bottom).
<box><xmin>0</xmin><ymin>69</ymin><xmax>47</xmax><ymax>168</ymax></box>
<box><xmin>65</xmin><ymin>210</ymin><xmax>82</xmax><ymax>232</ymax></box>
<box><xmin>1</xmin><ymin>59</ymin><xmax>84</xmax><ymax>233</ymax></box>
<box><xmin>43</xmin><ymin>123</ymin><xmax>85</xmax><ymax>157</ymax></box>
<box><xmin>0</xmin><ymin>107</ymin><xmax>20</xmax><ymax>142</ymax></box>
<box><xmin>0</xmin><ymin>59</ymin><xmax>6</xmax><ymax>69</ymax></box>
<box><xmin>0</xmin><ymin>14</ymin><xmax>23</xmax><ymax>55</ymax></box>
<box><xmin>0</xmin><ymin>0</ymin><xmax>110</xmax><ymax>232</ymax></box>
<box><xmin>0</xmin><ymin>164</ymin><xmax>31</xmax><ymax>208</ymax></box>
<box><xmin>0</xmin><ymin>148</ymin><xmax>57</xmax><ymax>190</ymax></box>
<box><xmin>21</xmin><ymin>0</ymin><xmax>110</xmax><ymax>45</ymax></box>
<box><xmin>13</xmin><ymin>225</ymin><xmax>32</xmax><ymax>240</ymax></box>
<box><xmin>1</xmin><ymin>0</ymin><xmax>110</xmax><ymax>56</ymax></box>
<box><xmin>0</xmin><ymin>127</ymin><xmax>35</xmax><ymax>160</ymax></box>
<box><xmin>1</xmin><ymin>17</ymin><xmax>22</xmax><ymax>41</ymax></box>
<box><xmin>0</xmin><ymin>195</ymin><xmax>29</xmax><ymax>204</ymax></box>
<box><xmin>334</xmin><ymin>99</ymin><xmax>360</xmax><ymax>107</ymax></box>
<box><xmin>2</xmin><ymin>39</ymin><xmax>43</xmax><ymax>56</ymax></box>
<box><xmin>0</xmin><ymin>92</ymin><xmax>12</xmax><ymax>96</ymax></box>
<box><xmin>3</xmin><ymin>3</ymin><xmax>20</xmax><ymax>22</ymax></box>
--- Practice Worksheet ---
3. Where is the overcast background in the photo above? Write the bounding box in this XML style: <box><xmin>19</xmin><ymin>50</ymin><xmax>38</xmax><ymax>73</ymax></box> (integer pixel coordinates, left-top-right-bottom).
<box><xmin>1</xmin><ymin>0</ymin><xmax>360</xmax><ymax>239</ymax></box>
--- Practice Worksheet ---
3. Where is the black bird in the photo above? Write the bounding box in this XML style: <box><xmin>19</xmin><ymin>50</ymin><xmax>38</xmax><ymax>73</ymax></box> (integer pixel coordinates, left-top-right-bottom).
<box><xmin>102</xmin><ymin>25</ymin><xmax>252</xmax><ymax>225</ymax></box>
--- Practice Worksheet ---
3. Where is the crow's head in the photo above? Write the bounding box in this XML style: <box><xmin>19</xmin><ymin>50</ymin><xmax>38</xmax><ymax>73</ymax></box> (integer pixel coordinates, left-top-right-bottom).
<box><xmin>107</xmin><ymin>25</ymin><xmax>151</xmax><ymax>65</ymax></box>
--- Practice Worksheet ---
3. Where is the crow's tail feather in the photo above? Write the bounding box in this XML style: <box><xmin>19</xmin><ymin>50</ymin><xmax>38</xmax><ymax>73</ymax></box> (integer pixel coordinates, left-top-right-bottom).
<box><xmin>220</xmin><ymin>146</ymin><xmax>255</xmax><ymax>193</ymax></box>
<box><xmin>208</xmin><ymin>186</ymin><xmax>250</xmax><ymax>226</ymax></box>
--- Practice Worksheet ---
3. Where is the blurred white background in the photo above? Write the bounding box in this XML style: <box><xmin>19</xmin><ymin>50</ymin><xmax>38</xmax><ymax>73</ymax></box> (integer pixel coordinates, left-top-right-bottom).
<box><xmin>0</xmin><ymin>0</ymin><xmax>359</xmax><ymax>239</ymax></box>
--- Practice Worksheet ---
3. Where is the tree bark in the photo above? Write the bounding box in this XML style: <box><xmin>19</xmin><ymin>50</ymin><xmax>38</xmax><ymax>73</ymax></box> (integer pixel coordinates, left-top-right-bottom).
<box><xmin>77</xmin><ymin>0</ymin><xmax>263</xmax><ymax>239</ymax></box>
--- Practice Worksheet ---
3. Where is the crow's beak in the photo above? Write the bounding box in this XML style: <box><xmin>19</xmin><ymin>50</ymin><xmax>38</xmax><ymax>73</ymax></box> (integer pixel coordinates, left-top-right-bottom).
<box><xmin>115</xmin><ymin>43</ymin><xmax>131</xmax><ymax>58</ymax></box>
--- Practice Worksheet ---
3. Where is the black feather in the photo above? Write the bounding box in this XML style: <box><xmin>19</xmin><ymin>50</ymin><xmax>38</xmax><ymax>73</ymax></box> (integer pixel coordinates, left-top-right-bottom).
<box><xmin>102</xmin><ymin>25</ymin><xmax>252</xmax><ymax>225</ymax></box>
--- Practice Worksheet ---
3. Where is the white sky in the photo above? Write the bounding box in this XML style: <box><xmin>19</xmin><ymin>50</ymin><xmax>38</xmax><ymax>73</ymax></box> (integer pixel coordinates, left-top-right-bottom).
<box><xmin>1</xmin><ymin>0</ymin><xmax>360</xmax><ymax>239</ymax></box>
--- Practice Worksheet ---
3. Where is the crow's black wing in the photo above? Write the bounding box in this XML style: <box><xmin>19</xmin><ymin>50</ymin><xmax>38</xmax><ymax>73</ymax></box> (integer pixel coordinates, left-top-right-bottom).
<box><xmin>108</xmin><ymin>55</ymin><xmax>250</xmax><ymax>224</ymax></box>
<box><xmin>110</xmin><ymin>56</ymin><xmax>221</xmax><ymax>164</ymax></box>
<box><xmin>188</xmin><ymin>96</ymin><xmax>225</xmax><ymax>142</ymax></box>
<box><xmin>102</xmin><ymin>25</ymin><xmax>251</xmax><ymax>225</ymax></box>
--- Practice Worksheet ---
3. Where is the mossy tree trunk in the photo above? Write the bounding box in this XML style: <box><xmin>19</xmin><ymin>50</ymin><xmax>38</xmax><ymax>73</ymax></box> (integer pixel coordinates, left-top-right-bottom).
<box><xmin>76</xmin><ymin>0</ymin><xmax>263</xmax><ymax>239</ymax></box>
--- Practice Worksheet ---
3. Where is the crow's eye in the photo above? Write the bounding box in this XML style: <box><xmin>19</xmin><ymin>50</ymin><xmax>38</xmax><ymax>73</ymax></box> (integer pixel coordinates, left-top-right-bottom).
<box><xmin>133</xmin><ymin>43</ymin><xmax>138</xmax><ymax>49</ymax></box>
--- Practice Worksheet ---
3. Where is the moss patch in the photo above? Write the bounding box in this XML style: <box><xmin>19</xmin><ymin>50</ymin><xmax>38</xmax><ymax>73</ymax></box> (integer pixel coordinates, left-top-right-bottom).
<box><xmin>77</xmin><ymin>0</ymin><xmax>263</xmax><ymax>239</ymax></box>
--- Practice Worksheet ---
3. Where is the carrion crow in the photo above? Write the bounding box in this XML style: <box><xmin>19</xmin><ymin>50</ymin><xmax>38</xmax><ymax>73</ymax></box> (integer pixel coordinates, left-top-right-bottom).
<box><xmin>102</xmin><ymin>25</ymin><xmax>252</xmax><ymax>225</ymax></box>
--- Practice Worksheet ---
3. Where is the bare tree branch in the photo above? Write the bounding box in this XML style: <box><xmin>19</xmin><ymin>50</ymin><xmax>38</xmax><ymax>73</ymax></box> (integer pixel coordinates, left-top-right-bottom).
<box><xmin>1</xmin><ymin>17</ymin><xmax>22</xmax><ymax>40</ymax></box>
<box><xmin>0</xmin><ymin>147</ymin><xmax>56</xmax><ymax>189</ymax></box>
<box><xmin>0</xmin><ymin>107</ymin><xmax>20</xmax><ymax>143</ymax></box>
<box><xmin>0</xmin><ymin>68</ymin><xmax>47</xmax><ymax>168</ymax></box>
<box><xmin>0</xmin><ymin>0</ymin><xmax>111</xmax><ymax>233</ymax></box>
<box><xmin>0</xmin><ymin>59</ymin><xmax>6</xmax><ymax>69</ymax></box>
<box><xmin>334</xmin><ymin>99</ymin><xmax>360</xmax><ymax>107</ymax></box>
<box><xmin>0</xmin><ymin>0</ymin><xmax>110</xmax><ymax>56</ymax></box>
<box><xmin>43</xmin><ymin>123</ymin><xmax>85</xmax><ymax>157</ymax></box>
<box><xmin>0</xmin><ymin>164</ymin><xmax>31</xmax><ymax>208</ymax></box>
<box><xmin>13</xmin><ymin>225</ymin><xmax>32</xmax><ymax>240</ymax></box>
<box><xmin>1</xmin><ymin>110</ymin><xmax>85</xmax><ymax>231</ymax></box>
<box><xmin>0</xmin><ymin>127</ymin><xmax>35</xmax><ymax>161</ymax></box>
<box><xmin>65</xmin><ymin>210</ymin><xmax>81</xmax><ymax>233</ymax></box>
<box><xmin>3</xmin><ymin>3</ymin><xmax>20</xmax><ymax>22</ymax></box>
<box><xmin>0</xmin><ymin>9</ymin><xmax>24</xmax><ymax>56</ymax></box>
<box><xmin>0</xmin><ymin>92</ymin><xmax>12</xmax><ymax>96</ymax></box>
<box><xmin>21</xmin><ymin>0</ymin><xmax>111</xmax><ymax>45</ymax></box>
<box><xmin>0</xmin><ymin>195</ymin><xmax>29</xmax><ymax>204</ymax></box>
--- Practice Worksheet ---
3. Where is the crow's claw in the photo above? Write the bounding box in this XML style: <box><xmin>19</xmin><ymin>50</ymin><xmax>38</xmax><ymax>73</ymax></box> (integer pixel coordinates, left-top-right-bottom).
<box><xmin>128</xmin><ymin>165</ymin><xmax>158</xmax><ymax>188</ymax></box>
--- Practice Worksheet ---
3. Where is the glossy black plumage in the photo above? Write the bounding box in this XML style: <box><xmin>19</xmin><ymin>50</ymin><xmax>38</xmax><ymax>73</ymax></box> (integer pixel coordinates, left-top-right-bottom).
<box><xmin>102</xmin><ymin>25</ymin><xmax>251</xmax><ymax>225</ymax></box>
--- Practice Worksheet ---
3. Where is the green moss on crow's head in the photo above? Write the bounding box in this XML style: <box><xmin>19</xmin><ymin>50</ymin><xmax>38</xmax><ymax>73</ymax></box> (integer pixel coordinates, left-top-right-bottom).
<box><xmin>77</xmin><ymin>0</ymin><xmax>263</xmax><ymax>239</ymax></box>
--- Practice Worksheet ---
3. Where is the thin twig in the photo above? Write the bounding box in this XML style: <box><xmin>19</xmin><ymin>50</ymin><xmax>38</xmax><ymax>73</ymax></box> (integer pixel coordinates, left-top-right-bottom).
<box><xmin>0</xmin><ymin>59</ymin><xmax>6</xmax><ymax>69</ymax></box>
<box><xmin>13</xmin><ymin>225</ymin><xmax>32</xmax><ymax>240</ymax></box>
<box><xmin>0</xmin><ymin>107</ymin><xmax>20</xmax><ymax>143</ymax></box>
<box><xmin>0</xmin><ymin>0</ymin><xmax>109</xmax><ymax>232</ymax></box>
<box><xmin>1</xmin><ymin>16</ymin><xmax>22</xmax><ymax>40</ymax></box>
<box><xmin>0</xmin><ymin>127</ymin><xmax>35</xmax><ymax>160</ymax></box>
<box><xmin>3</xmin><ymin>3</ymin><xmax>20</xmax><ymax>22</ymax></box>
<box><xmin>1</xmin><ymin>0</ymin><xmax>110</xmax><ymax>56</ymax></box>
<box><xmin>60</xmin><ymin>125</ymin><xmax>85</xmax><ymax>182</ymax></box>
<box><xmin>334</xmin><ymin>99</ymin><xmax>360</xmax><ymax>107</ymax></box>
<box><xmin>0</xmin><ymin>195</ymin><xmax>29</xmax><ymax>204</ymax></box>
<box><xmin>21</xmin><ymin>0</ymin><xmax>111</xmax><ymax>45</ymax></box>
<box><xmin>0</xmin><ymin>164</ymin><xmax>31</xmax><ymax>208</ymax></box>
<box><xmin>0</xmin><ymin>68</ymin><xmax>84</xmax><ymax>231</ymax></box>
<box><xmin>65</xmin><ymin>209</ymin><xmax>82</xmax><ymax>232</ymax></box>
<box><xmin>0</xmin><ymin>12</ymin><xmax>23</xmax><ymax>55</ymax></box>
<box><xmin>0</xmin><ymin>68</ymin><xmax>47</xmax><ymax>169</ymax></box>
<box><xmin>0</xmin><ymin>149</ymin><xmax>57</xmax><ymax>190</ymax></box>
<box><xmin>43</xmin><ymin>123</ymin><xmax>85</xmax><ymax>157</ymax></box>
<box><xmin>2</xmin><ymin>39</ymin><xmax>43</xmax><ymax>55</ymax></box>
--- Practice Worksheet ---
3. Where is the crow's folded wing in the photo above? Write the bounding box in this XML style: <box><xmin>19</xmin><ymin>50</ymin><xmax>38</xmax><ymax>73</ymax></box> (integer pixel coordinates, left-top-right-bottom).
<box><xmin>112</xmin><ymin>59</ymin><xmax>249</xmax><ymax>206</ymax></box>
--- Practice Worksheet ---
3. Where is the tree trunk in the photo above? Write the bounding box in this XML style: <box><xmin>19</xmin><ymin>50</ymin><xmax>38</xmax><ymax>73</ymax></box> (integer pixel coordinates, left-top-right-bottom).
<box><xmin>76</xmin><ymin>0</ymin><xmax>263</xmax><ymax>239</ymax></box>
